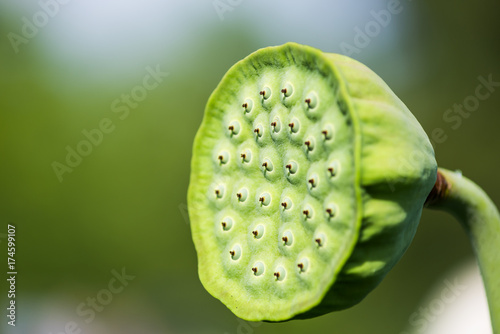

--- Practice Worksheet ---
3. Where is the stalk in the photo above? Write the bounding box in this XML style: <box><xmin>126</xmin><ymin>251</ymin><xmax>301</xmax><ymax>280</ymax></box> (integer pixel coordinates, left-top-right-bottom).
<box><xmin>427</xmin><ymin>167</ymin><xmax>500</xmax><ymax>332</ymax></box>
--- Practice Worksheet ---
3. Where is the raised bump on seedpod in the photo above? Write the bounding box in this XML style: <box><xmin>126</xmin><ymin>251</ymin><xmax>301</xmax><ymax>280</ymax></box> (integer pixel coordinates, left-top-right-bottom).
<box><xmin>259</xmin><ymin>86</ymin><xmax>271</xmax><ymax>100</ymax></box>
<box><xmin>281</xmin><ymin>83</ymin><xmax>293</xmax><ymax>98</ymax></box>
<box><xmin>251</xmin><ymin>261</ymin><xmax>265</xmax><ymax>276</ymax></box>
<box><xmin>216</xmin><ymin>151</ymin><xmax>229</xmax><ymax>165</ymax></box>
<box><xmin>236</xmin><ymin>188</ymin><xmax>249</xmax><ymax>202</ymax></box>
<box><xmin>228</xmin><ymin>121</ymin><xmax>241</xmax><ymax>136</ymax></box>
<box><xmin>258</xmin><ymin>192</ymin><xmax>271</xmax><ymax>207</ymax></box>
<box><xmin>229</xmin><ymin>244</ymin><xmax>242</xmax><ymax>261</ymax></box>
<box><xmin>297</xmin><ymin>258</ymin><xmax>309</xmax><ymax>273</ymax></box>
<box><xmin>242</xmin><ymin>98</ymin><xmax>254</xmax><ymax>114</ymax></box>
<box><xmin>304</xmin><ymin>91</ymin><xmax>318</xmax><ymax>110</ymax></box>
<box><xmin>221</xmin><ymin>217</ymin><xmax>234</xmax><ymax>231</ymax></box>
<box><xmin>273</xmin><ymin>266</ymin><xmax>286</xmax><ymax>281</ymax></box>
<box><xmin>281</xmin><ymin>230</ymin><xmax>294</xmax><ymax>246</ymax></box>
<box><xmin>252</xmin><ymin>224</ymin><xmax>265</xmax><ymax>239</ymax></box>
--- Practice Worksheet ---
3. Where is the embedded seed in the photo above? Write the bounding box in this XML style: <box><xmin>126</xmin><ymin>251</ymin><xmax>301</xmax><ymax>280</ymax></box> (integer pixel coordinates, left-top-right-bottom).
<box><xmin>281</xmin><ymin>83</ymin><xmax>293</xmax><ymax>97</ymax></box>
<box><xmin>281</xmin><ymin>198</ymin><xmax>292</xmax><ymax>210</ymax></box>
<box><xmin>254</xmin><ymin>125</ymin><xmax>263</xmax><ymax>138</ymax></box>
<box><xmin>252</xmin><ymin>224</ymin><xmax>264</xmax><ymax>239</ymax></box>
<box><xmin>288</xmin><ymin>118</ymin><xmax>300</xmax><ymax>133</ymax></box>
<box><xmin>271</xmin><ymin>118</ymin><xmax>281</xmax><ymax>133</ymax></box>
<box><xmin>305</xmin><ymin>93</ymin><xmax>318</xmax><ymax>108</ymax></box>
<box><xmin>241</xmin><ymin>150</ymin><xmax>252</xmax><ymax>163</ymax></box>
<box><xmin>228</xmin><ymin>121</ymin><xmax>241</xmax><ymax>135</ymax></box>
<box><xmin>236</xmin><ymin>188</ymin><xmax>248</xmax><ymax>202</ymax></box>
<box><xmin>262</xmin><ymin>159</ymin><xmax>274</xmax><ymax>172</ymax></box>
<box><xmin>252</xmin><ymin>261</ymin><xmax>264</xmax><ymax>276</ymax></box>
<box><xmin>221</xmin><ymin>217</ymin><xmax>233</xmax><ymax>231</ymax></box>
<box><xmin>259</xmin><ymin>193</ymin><xmax>271</xmax><ymax>206</ymax></box>
<box><xmin>229</xmin><ymin>244</ymin><xmax>242</xmax><ymax>260</ymax></box>
<box><xmin>327</xmin><ymin>161</ymin><xmax>339</xmax><ymax>177</ymax></box>
<box><xmin>304</xmin><ymin>137</ymin><xmax>315</xmax><ymax>151</ymax></box>
<box><xmin>260</xmin><ymin>87</ymin><xmax>271</xmax><ymax>99</ymax></box>
<box><xmin>297</xmin><ymin>258</ymin><xmax>309</xmax><ymax>273</ymax></box>
<box><xmin>308</xmin><ymin>178</ymin><xmax>316</xmax><ymax>188</ymax></box>
<box><xmin>242</xmin><ymin>98</ymin><xmax>253</xmax><ymax>113</ymax></box>
<box><xmin>314</xmin><ymin>233</ymin><xmax>326</xmax><ymax>247</ymax></box>
<box><xmin>274</xmin><ymin>266</ymin><xmax>286</xmax><ymax>281</ymax></box>
<box><xmin>217</xmin><ymin>151</ymin><xmax>229</xmax><ymax>164</ymax></box>
<box><xmin>285</xmin><ymin>161</ymin><xmax>298</xmax><ymax>174</ymax></box>
<box><xmin>282</xmin><ymin>231</ymin><xmax>293</xmax><ymax>246</ymax></box>
<box><xmin>308</xmin><ymin>173</ymin><xmax>319</xmax><ymax>190</ymax></box>
<box><xmin>322</xmin><ymin>124</ymin><xmax>333</xmax><ymax>140</ymax></box>
<box><xmin>326</xmin><ymin>205</ymin><xmax>336</xmax><ymax>218</ymax></box>
<box><xmin>214</xmin><ymin>185</ymin><xmax>224</xmax><ymax>198</ymax></box>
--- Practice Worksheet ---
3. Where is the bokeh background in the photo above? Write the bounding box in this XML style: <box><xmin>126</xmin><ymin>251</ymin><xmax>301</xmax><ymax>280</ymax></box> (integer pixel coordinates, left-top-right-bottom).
<box><xmin>1</xmin><ymin>1</ymin><xmax>499</xmax><ymax>333</ymax></box>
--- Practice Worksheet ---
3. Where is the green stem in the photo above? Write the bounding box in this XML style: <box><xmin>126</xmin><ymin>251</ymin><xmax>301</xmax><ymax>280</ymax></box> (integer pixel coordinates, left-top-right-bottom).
<box><xmin>427</xmin><ymin>167</ymin><xmax>500</xmax><ymax>332</ymax></box>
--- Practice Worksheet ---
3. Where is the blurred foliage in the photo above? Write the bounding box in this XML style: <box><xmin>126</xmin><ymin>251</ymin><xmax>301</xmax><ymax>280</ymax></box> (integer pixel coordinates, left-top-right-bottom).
<box><xmin>0</xmin><ymin>0</ymin><xmax>499</xmax><ymax>333</ymax></box>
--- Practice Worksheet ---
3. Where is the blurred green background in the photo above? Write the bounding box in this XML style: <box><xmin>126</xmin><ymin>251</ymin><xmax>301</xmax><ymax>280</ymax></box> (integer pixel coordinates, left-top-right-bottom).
<box><xmin>0</xmin><ymin>1</ymin><xmax>499</xmax><ymax>333</ymax></box>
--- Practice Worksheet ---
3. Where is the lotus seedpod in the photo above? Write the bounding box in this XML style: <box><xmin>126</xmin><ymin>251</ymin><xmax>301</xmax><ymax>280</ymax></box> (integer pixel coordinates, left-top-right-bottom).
<box><xmin>188</xmin><ymin>42</ymin><xmax>437</xmax><ymax>321</ymax></box>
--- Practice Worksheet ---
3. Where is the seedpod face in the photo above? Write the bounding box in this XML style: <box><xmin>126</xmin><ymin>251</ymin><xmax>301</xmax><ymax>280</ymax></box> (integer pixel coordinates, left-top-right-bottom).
<box><xmin>188</xmin><ymin>43</ymin><xmax>437</xmax><ymax>321</ymax></box>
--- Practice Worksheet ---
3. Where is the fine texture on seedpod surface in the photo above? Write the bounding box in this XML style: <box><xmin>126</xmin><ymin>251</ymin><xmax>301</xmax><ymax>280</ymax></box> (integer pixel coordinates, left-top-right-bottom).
<box><xmin>187</xmin><ymin>42</ymin><xmax>437</xmax><ymax>322</ymax></box>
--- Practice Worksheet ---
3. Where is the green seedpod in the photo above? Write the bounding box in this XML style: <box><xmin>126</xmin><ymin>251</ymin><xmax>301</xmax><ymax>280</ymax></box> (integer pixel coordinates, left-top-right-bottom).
<box><xmin>188</xmin><ymin>42</ymin><xmax>437</xmax><ymax>321</ymax></box>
